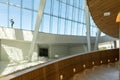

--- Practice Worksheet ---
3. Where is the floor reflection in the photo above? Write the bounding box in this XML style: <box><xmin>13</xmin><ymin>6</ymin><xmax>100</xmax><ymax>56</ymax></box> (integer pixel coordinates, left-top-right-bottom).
<box><xmin>69</xmin><ymin>62</ymin><xmax>118</xmax><ymax>80</ymax></box>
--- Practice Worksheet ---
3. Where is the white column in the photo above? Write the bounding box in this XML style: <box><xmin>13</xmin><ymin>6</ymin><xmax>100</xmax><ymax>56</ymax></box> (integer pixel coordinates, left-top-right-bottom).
<box><xmin>85</xmin><ymin>0</ymin><xmax>91</xmax><ymax>52</ymax></box>
<box><xmin>94</xmin><ymin>29</ymin><xmax>101</xmax><ymax>50</ymax></box>
<box><xmin>28</xmin><ymin>0</ymin><xmax>46</xmax><ymax>61</ymax></box>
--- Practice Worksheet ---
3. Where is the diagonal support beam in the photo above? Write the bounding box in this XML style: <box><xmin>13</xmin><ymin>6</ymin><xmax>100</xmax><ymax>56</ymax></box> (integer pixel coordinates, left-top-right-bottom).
<box><xmin>85</xmin><ymin>0</ymin><xmax>91</xmax><ymax>52</ymax></box>
<box><xmin>28</xmin><ymin>0</ymin><xmax>46</xmax><ymax>61</ymax></box>
<box><xmin>94</xmin><ymin>29</ymin><xmax>101</xmax><ymax>50</ymax></box>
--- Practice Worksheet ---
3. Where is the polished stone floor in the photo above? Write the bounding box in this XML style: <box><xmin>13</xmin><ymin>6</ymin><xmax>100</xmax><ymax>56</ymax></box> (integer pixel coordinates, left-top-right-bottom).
<box><xmin>69</xmin><ymin>62</ymin><xmax>118</xmax><ymax>80</ymax></box>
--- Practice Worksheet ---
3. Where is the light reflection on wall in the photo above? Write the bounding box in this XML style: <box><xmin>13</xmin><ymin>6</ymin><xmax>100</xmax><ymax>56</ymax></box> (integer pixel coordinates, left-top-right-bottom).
<box><xmin>2</xmin><ymin>44</ymin><xmax>23</xmax><ymax>63</ymax></box>
<box><xmin>0</xmin><ymin>28</ymin><xmax>16</xmax><ymax>39</ymax></box>
<box><xmin>23</xmin><ymin>30</ymin><xmax>33</xmax><ymax>41</ymax></box>
<box><xmin>31</xmin><ymin>52</ymin><xmax>38</xmax><ymax>61</ymax></box>
<box><xmin>0</xmin><ymin>27</ymin><xmax>34</xmax><ymax>41</ymax></box>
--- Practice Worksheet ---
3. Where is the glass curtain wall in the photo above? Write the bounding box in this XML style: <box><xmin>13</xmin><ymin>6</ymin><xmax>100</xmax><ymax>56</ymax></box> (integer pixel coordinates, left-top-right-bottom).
<box><xmin>0</xmin><ymin>0</ymin><xmax>99</xmax><ymax>36</ymax></box>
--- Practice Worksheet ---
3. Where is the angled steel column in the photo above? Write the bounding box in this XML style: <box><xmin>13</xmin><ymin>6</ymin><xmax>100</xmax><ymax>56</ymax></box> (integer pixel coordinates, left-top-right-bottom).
<box><xmin>85</xmin><ymin>0</ymin><xmax>91</xmax><ymax>52</ymax></box>
<box><xmin>28</xmin><ymin>0</ymin><xmax>46</xmax><ymax>61</ymax></box>
<box><xmin>94</xmin><ymin>29</ymin><xmax>101</xmax><ymax>50</ymax></box>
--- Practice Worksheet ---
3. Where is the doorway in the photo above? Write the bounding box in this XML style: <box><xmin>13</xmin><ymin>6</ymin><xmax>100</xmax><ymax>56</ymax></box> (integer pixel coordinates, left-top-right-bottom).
<box><xmin>39</xmin><ymin>48</ymin><xmax>48</xmax><ymax>57</ymax></box>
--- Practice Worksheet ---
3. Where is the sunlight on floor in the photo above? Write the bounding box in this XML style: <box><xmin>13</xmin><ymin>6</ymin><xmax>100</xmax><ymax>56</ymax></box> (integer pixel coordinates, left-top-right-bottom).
<box><xmin>0</xmin><ymin>57</ymin><xmax>50</xmax><ymax>76</ymax></box>
<box><xmin>0</xmin><ymin>44</ymin><xmax>51</xmax><ymax>77</ymax></box>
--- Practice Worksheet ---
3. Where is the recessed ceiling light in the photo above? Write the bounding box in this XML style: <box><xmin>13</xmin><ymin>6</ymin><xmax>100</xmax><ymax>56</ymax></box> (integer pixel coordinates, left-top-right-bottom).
<box><xmin>104</xmin><ymin>12</ymin><xmax>110</xmax><ymax>16</ymax></box>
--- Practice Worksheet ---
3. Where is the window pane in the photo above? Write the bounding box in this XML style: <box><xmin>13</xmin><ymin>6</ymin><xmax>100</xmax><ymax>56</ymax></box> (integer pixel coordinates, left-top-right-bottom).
<box><xmin>75</xmin><ymin>8</ymin><xmax>78</xmax><ymax>21</ymax></box>
<box><xmin>60</xmin><ymin>19</ymin><xmax>65</xmax><ymax>34</ymax></box>
<box><xmin>75</xmin><ymin>0</ymin><xmax>79</xmax><ymax>8</ymax></box>
<box><xmin>0</xmin><ymin>4</ymin><xmax>8</xmax><ymax>27</ymax></box>
<box><xmin>72</xmin><ymin>7</ymin><xmax>75</xmax><ymax>20</ymax></box>
<box><xmin>81</xmin><ymin>11</ymin><xmax>85</xmax><ymax>23</ymax></box>
<box><xmin>72</xmin><ymin>22</ymin><xmax>77</xmax><ymax>35</ymax></box>
<box><xmin>61</xmin><ymin>0</ymin><xmax>66</xmax><ymax>3</ymax></box>
<box><xmin>66</xmin><ymin>20</ymin><xmax>71</xmax><ymax>35</ymax></box>
<box><xmin>91</xmin><ymin>27</ymin><xmax>97</xmax><ymax>36</ymax></box>
<box><xmin>34</xmin><ymin>0</ymin><xmax>40</xmax><ymax>10</ymax></box>
<box><xmin>0</xmin><ymin>0</ymin><xmax>8</xmax><ymax>3</ymax></box>
<box><xmin>10</xmin><ymin>0</ymin><xmax>21</xmax><ymax>5</ymax></box>
<box><xmin>77</xmin><ymin>23</ymin><xmax>83</xmax><ymax>35</ymax></box>
<box><xmin>70</xmin><ymin>0</ymin><xmax>73</xmax><ymax>5</ymax></box>
<box><xmin>23</xmin><ymin>0</ymin><xmax>32</xmax><ymax>9</ymax></box>
<box><xmin>68</xmin><ymin>6</ymin><xmax>72</xmax><ymax>19</ymax></box>
<box><xmin>49</xmin><ymin>16</ymin><xmax>53</xmax><ymax>33</ymax></box>
<box><xmin>61</xmin><ymin>3</ymin><xmax>66</xmax><ymax>18</ymax></box>
<box><xmin>52</xmin><ymin>17</ymin><xmax>58</xmax><ymax>34</ymax></box>
<box><xmin>9</xmin><ymin>6</ymin><xmax>20</xmax><ymax>28</ymax></box>
<box><xmin>22</xmin><ymin>10</ymin><xmax>32</xmax><ymax>30</ymax></box>
<box><xmin>80</xmin><ymin>0</ymin><xmax>85</xmax><ymax>9</ymax></box>
<box><xmin>53</xmin><ymin>0</ymin><xmax>59</xmax><ymax>16</ymax></box>
<box><xmin>44</xmin><ymin>0</ymin><xmax>51</xmax><ymax>14</ymax></box>
<box><xmin>43</xmin><ymin>15</ymin><xmax>50</xmax><ymax>33</ymax></box>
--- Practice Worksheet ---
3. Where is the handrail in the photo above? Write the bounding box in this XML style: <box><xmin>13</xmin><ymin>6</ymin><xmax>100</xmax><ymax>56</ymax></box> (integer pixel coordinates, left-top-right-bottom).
<box><xmin>0</xmin><ymin>49</ymin><xmax>119</xmax><ymax>80</ymax></box>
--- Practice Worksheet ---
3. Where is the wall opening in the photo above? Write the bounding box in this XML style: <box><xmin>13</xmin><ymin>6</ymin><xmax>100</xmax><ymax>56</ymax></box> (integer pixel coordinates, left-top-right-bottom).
<box><xmin>39</xmin><ymin>48</ymin><xmax>48</xmax><ymax>57</ymax></box>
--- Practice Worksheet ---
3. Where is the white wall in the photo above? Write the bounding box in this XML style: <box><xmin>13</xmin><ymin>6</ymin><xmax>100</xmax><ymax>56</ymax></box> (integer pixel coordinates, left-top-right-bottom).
<box><xmin>116</xmin><ymin>40</ymin><xmax>119</xmax><ymax>48</ymax></box>
<box><xmin>0</xmin><ymin>39</ymin><xmax>1</xmax><ymax>60</ymax></box>
<box><xmin>49</xmin><ymin>45</ymin><xmax>69</xmax><ymax>58</ymax></box>
<box><xmin>69</xmin><ymin>43</ymin><xmax>95</xmax><ymax>55</ymax></box>
<box><xmin>0</xmin><ymin>39</ymin><xmax>90</xmax><ymax>61</ymax></box>
<box><xmin>69</xmin><ymin>44</ymin><xmax>88</xmax><ymax>55</ymax></box>
<box><xmin>0</xmin><ymin>27</ymin><xmax>118</xmax><ymax>62</ymax></box>
<box><xmin>0</xmin><ymin>27</ymin><xmax>117</xmax><ymax>44</ymax></box>
<box><xmin>1</xmin><ymin>39</ymin><xmax>38</xmax><ymax>62</ymax></box>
